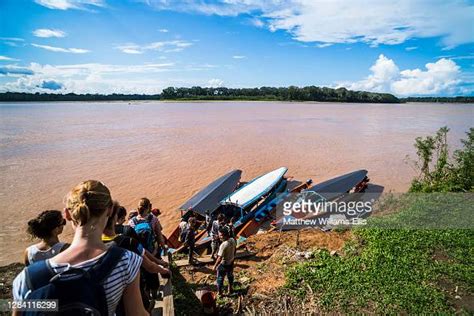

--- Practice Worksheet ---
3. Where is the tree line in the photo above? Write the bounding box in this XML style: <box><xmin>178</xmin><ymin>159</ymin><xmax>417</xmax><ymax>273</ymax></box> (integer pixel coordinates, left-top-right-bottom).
<box><xmin>401</xmin><ymin>96</ymin><xmax>474</xmax><ymax>103</ymax></box>
<box><xmin>0</xmin><ymin>92</ymin><xmax>160</xmax><ymax>102</ymax></box>
<box><xmin>160</xmin><ymin>86</ymin><xmax>400</xmax><ymax>103</ymax></box>
<box><xmin>0</xmin><ymin>88</ymin><xmax>472</xmax><ymax>103</ymax></box>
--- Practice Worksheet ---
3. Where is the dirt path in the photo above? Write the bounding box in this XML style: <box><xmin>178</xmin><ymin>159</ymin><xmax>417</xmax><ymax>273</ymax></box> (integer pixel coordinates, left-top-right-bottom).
<box><xmin>177</xmin><ymin>229</ymin><xmax>352</xmax><ymax>313</ymax></box>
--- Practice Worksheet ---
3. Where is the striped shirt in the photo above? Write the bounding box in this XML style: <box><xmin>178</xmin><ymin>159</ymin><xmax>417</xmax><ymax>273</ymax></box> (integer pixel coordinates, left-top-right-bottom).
<box><xmin>13</xmin><ymin>249</ymin><xmax>142</xmax><ymax>316</ymax></box>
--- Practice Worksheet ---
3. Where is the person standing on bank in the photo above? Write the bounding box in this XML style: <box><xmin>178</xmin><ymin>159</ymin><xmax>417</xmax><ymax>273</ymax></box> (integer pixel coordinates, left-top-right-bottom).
<box><xmin>212</xmin><ymin>227</ymin><xmax>236</xmax><ymax>296</ymax></box>
<box><xmin>184</xmin><ymin>217</ymin><xmax>198</xmax><ymax>265</ymax></box>
<box><xmin>210</xmin><ymin>214</ymin><xmax>226</xmax><ymax>260</ymax></box>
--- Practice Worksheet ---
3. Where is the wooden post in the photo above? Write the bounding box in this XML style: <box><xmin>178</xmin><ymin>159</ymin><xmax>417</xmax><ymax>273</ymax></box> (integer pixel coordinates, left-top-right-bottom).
<box><xmin>152</xmin><ymin>251</ymin><xmax>175</xmax><ymax>316</ymax></box>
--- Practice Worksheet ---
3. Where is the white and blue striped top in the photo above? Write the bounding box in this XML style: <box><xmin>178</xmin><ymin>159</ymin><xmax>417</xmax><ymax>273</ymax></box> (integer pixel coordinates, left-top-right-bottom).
<box><xmin>13</xmin><ymin>249</ymin><xmax>143</xmax><ymax>316</ymax></box>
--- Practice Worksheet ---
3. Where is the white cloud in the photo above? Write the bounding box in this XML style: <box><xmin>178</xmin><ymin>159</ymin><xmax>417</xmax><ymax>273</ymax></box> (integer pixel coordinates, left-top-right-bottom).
<box><xmin>207</xmin><ymin>78</ymin><xmax>224</xmax><ymax>87</ymax></box>
<box><xmin>115</xmin><ymin>44</ymin><xmax>143</xmax><ymax>54</ymax></box>
<box><xmin>391</xmin><ymin>59</ymin><xmax>461</xmax><ymax>95</ymax></box>
<box><xmin>232</xmin><ymin>55</ymin><xmax>246</xmax><ymax>59</ymax></box>
<box><xmin>158</xmin><ymin>28</ymin><xmax>169</xmax><ymax>33</ymax></box>
<box><xmin>115</xmin><ymin>40</ymin><xmax>193</xmax><ymax>54</ymax></box>
<box><xmin>344</xmin><ymin>54</ymin><xmax>399</xmax><ymax>93</ymax></box>
<box><xmin>0</xmin><ymin>61</ymin><xmax>218</xmax><ymax>94</ymax></box>
<box><xmin>33</xmin><ymin>28</ymin><xmax>66</xmax><ymax>38</ymax></box>
<box><xmin>35</xmin><ymin>0</ymin><xmax>104</xmax><ymax>10</ymax></box>
<box><xmin>249</xmin><ymin>17</ymin><xmax>264</xmax><ymax>28</ymax></box>
<box><xmin>405</xmin><ymin>46</ymin><xmax>418</xmax><ymax>51</ymax></box>
<box><xmin>451</xmin><ymin>54</ymin><xmax>474</xmax><ymax>60</ymax></box>
<box><xmin>145</xmin><ymin>0</ymin><xmax>474</xmax><ymax>48</ymax></box>
<box><xmin>341</xmin><ymin>54</ymin><xmax>463</xmax><ymax>96</ymax></box>
<box><xmin>32</xmin><ymin>43</ymin><xmax>90</xmax><ymax>53</ymax></box>
<box><xmin>0</xmin><ymin>37</ymin><xmax>25</xmax><ymax>47</ymax></box>
<box><xmin>0</xmin><ymin>37</ymin><xmax>24</xmax><ymax>42</ymax></box>
<box><xmin>316</xmin><ymin>43</ymin><xmax>332</xmax><ymax>48</ymax></box>
<box><xmin>0</xmin><ymin>55</ymin><xmax>20</xmax><ymax>61</ymax></box>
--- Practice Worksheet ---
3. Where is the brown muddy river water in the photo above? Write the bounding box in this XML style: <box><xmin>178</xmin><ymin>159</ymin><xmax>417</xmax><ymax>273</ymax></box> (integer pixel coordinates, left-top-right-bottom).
<box><xmin>0</xmin><ymin>101</ymin><xmax>472</xmax><ymax>265</ymax></box>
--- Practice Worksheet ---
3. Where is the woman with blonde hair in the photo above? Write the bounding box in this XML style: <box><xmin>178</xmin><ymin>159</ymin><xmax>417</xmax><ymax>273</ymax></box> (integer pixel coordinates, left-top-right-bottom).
<box><xmin>13</xmin><ymin>180</ymin><xmax>148</xmax><ymax>316</ymax></box>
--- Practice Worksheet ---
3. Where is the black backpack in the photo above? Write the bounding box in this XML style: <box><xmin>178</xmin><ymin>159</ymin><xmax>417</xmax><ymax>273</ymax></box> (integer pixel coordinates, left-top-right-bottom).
<box><xmin>24</xmin><ymin>246</ymin><xmax>126</xmax><ymax>316</ymax></box>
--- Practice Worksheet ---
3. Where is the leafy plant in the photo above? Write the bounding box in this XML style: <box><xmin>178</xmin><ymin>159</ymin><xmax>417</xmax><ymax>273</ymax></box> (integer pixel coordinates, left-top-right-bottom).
<box><xmin>409</xmin><ymin>127</ymin><xmax>474</xmax><ymax>192</ymax></box>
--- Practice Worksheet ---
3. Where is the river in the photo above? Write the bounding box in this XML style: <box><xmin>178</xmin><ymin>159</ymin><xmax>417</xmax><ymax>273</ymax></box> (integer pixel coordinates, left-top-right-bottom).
<box><xmin>0</xmin><ymin>101</ymin><xmax>472</xmax><ymax>265</ymax></box>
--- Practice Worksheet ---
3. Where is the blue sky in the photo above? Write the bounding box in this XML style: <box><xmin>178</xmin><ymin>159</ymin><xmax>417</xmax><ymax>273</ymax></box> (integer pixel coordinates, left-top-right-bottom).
<box><xmin>0</xmin><ymin>0</ymin><xmax>473</xmax><ymax>96</ymax></box>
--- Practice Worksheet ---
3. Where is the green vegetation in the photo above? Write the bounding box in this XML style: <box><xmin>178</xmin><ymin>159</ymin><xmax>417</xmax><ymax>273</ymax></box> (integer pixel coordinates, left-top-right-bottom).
<box><xmin>409</xmin><ymin>127</ymin><xmax>473</xmax><ymax>192</ymax></box>
<box><xmin>0</xmin><ymin>86</ymin><xmax>400</xmax><ymax>103</ymax></box>
<box><xmin>284</xmin><ymin>127</ymin><xmax>474</xmax><ymax>314</ymax></box>
<box><xmin>285</xmin><ymin>193</ymin><xmax>474</xmax><ymax>313</ymax></box>
<box><xmin>170</xmin><ymin>263</ymin><xmax>202</xmax><ymax>315</ymax></box>
<box><xmin>402</xmin><ymin>96</ymin><xmax>474</xmax><ymax>103</ymax></box>
<box><xmin>161</xmin><ymin>86</ymin><xmax>400</xmax><ymax>103</ymax></box>
<box><xmin>2</xmin><ymin>89</ymin><xmax>473</xmax><ymax>103</ymax></box>
<box><xmin>0</xmin><ymin>92</ymin><xmax>160</xmax><ymax>102</ymax></box>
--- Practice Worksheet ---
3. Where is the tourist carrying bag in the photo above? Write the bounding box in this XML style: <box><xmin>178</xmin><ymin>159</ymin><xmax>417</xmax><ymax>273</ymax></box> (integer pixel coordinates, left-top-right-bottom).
<box><xmin>23</xmin><ymin>246</ymin><xmax>125</xmax><ymax>316</ymax></box>
<box><xmin>132</xmin><ymin>214</ymin><xmax>155</xmax><ymax>252</ymax></box>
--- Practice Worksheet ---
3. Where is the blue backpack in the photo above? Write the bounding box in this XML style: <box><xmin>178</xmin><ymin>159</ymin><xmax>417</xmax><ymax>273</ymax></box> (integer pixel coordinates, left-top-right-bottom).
<box><xmin>132</xmin><ymin>215</ymin><xmax>155</xmax><ymax>252</ymax></box>
<box><xmin>24</xmin><ymin>246</ymin><xmax>125</xmax><ymax>316</ymax></box>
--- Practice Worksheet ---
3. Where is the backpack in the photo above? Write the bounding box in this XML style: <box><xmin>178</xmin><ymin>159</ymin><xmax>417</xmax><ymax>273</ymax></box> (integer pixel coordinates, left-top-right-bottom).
<box><xmin>132</xmin><ymin>215</ymin><xmax>155</xmax><ymax>252</ymax></box>
<box><xmin>24</xmin><ymin>246</ymin><xmax>126</xmax><ymax>316</ymax></box>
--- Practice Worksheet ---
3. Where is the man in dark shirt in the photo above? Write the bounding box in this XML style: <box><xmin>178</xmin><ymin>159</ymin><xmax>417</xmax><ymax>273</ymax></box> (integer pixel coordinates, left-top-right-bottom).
<box><xmin>185</xmin><ymin>217</ymin><xmax>198</xmax><ymax>265</ymax></box>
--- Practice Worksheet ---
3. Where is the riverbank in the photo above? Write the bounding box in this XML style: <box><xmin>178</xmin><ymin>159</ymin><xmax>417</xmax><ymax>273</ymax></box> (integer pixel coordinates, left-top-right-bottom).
<box><xmin>1</xmin><ymin>193</ymin><xmax>472</xmax><ymax>314</ymax></box>
<box><xmin>170</xmin><ymin>193</ymin><xmax>473</xmax><ymax>314</ymax></box>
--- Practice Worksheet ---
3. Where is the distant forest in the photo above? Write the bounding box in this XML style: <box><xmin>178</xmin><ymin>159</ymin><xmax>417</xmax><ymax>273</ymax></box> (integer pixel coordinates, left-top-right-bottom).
<box><xmin>400</xmin><ymin>96</ymin><xmax>474</xmax><ymax>103</ymax></box>
<box><xmin>159</xmin><ymin>86</ymin><xmax>401</xmax><ymax>103</ymax></box>
<box><xmin>0</xmin><ymin>92</ymin><xmax>160</xmax><ymax>102</ymax></box>
<box><xmin>0</xmin><ymin>87</ymin><xmax>472</xmax><ymax>103</ymax></box>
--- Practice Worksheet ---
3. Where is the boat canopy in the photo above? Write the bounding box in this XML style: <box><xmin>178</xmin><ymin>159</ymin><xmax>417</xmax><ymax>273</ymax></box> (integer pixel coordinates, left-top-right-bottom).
<box><xmin>179</xmin><ymin>169</ymin><xmax>242</xmax><ymax>217</ymax></box>
<box><xmin>307</xmin><ymin>169</ymin><xmax>367</xmax><ymax>201</ymax></box>
<box><xmin>221</xmin><ymin>167</ymin><xmax>287</xmax><ymax>210</ymax></box>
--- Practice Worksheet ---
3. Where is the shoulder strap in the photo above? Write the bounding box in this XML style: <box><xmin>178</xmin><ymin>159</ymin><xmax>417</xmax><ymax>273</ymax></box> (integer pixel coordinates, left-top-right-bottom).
<box><xmin>89</xmin><ymin>246</ymin><xmax>126</xmax><ymax>283</ymax></box>
<box><xmin>25</xmin><ymin>260</ymin><xmax>55</xmax><ymax>291</ymax></box>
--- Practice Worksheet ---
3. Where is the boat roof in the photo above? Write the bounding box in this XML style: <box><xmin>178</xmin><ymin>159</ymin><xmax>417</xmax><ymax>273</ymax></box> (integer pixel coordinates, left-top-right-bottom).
<box><xmin>308</xmin><ymin>169</ymin><xmax>367</xmax><ymax>201</ymax></box>
<box><xmin>179</xmin><ymin>169</ymin><xmax>242</xmax><ymax>216</ymax></box>
<box><xmin>221</xmin><ymin>167</ymin><xmax>287</xmax><ymax>210</ymax></box>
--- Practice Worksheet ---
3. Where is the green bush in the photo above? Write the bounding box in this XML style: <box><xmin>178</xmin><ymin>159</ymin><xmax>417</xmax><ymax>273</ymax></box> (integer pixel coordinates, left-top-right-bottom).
<box><xmin>409</xmin><ymin>127</ymin><xmax>474</xmax><ymax>192</ymax></box>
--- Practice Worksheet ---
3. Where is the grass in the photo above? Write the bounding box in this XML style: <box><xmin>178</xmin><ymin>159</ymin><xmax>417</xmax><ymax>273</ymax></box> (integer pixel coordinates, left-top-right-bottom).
<box><xmin>284</xmin><ymin>193</ymin><xmax>474</xmax><ymax>313</ymax></box>
<box><xmin>170</xmin><ymin>264</ymin><xmax>202</xmax><ymax>315</ymax></box>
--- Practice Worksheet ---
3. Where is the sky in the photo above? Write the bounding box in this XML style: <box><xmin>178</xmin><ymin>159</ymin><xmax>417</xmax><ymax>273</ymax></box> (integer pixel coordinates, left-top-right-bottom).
<box><xmin>0</xmin><ymin>0</ymin><xmax>473</xmax><ymax>96</ymax></box>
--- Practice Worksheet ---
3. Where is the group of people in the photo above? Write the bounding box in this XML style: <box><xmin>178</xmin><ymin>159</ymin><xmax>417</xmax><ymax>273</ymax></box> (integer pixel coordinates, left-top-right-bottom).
<box><xmin>12</xmin><ymin>179</ymin><xmax>238</xmax><ymax>315</ymax></box>
<box><xmin>13</xmin><ymin>180</ymin><xmax>170</xmax><ymax>315</ymax></box>
<box><xmin>180</xmin><ymin>211</ymin><xmax>237</xmax><ymax>296</ymax></box>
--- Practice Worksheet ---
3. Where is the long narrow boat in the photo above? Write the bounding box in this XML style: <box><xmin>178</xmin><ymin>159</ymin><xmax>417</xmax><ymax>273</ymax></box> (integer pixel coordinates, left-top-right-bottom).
<box><xmin>235</xmin><ymin>179</ymin><xmax>314</xmax><ymax>243</ymax></box>
<box><xmin>274</xmin><ymin>169</ymin><xmax>370</xmax><ymax>230</ymax></box>
<box><xmin>221</xmin><ymin>167</ymin><xmax>288</xmax><ymax>216</ymax></box>
<box><xmin>194</xmin><ymin>167</ymin><xmax>288</xmax><ymax>252</ymax></box>
<box><xmin>308</xmin><ymin>169</ymin><xmax>368</xmax><ymax>201</ymax></box>
<box><xmin>166</xmin><ymin>169</ymin><xmax>242</xmax><ymax>249</ymax></box>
